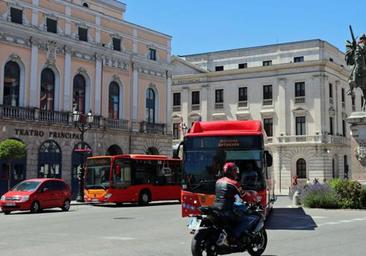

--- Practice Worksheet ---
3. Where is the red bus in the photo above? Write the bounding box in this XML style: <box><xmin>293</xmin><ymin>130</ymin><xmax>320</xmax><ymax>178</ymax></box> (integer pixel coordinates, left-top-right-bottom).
<box><xmin>84</xmin><ymin>154</ymin><xmax>182</xmax><ymax>205</ymax></box>
<box><xmin>177</xmin><ymin>120</ymin><xmax>274</xmax><ymax>217</ymax></box>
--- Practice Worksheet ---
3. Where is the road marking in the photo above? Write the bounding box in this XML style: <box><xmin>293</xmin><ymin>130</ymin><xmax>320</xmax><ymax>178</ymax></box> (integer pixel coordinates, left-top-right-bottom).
<box><xmin>319</xmin><ymin>218</ymin><xmax>366</xmax><ymax>227</ymax></box>
<box><xmin>102</xmin><ymin>236</ymin><xmax>135</xmax><ymax>241</ymax></box>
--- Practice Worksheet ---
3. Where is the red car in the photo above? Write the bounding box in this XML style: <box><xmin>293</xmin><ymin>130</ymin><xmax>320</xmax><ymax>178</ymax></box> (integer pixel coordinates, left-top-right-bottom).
<box><xmin>0</xmin><ymin>178</ymin><xmax>71</xmax><ymax>215</ymax></box>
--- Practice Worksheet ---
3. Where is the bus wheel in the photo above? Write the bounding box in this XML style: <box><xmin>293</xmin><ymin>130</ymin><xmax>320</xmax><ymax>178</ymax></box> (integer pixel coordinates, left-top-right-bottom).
<box><xmin>139</xmin><ymin>190</ymin><xmax>150</xmax><ymax>206</ymax></box>
<box><xmin>116</xmin><ymin>203</ymin><xmax>123</xmax><ymax>207</ymax></box>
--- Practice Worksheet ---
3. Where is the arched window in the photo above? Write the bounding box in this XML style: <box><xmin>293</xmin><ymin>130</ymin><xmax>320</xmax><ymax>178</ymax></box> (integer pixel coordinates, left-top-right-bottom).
<box><xmin>146</xmin><ymin>147</ymin><xmax>159</xmax><ymax>155</ymax></box>
<box><xmin>3</xmin><ymin>61</ymin><xmax>20</xmax><ymax>107</ymax></box>
<box><xmin>106</xmin><ymin>144</ymin><xmax>123</xmax><ymax>156</ymax></box>
<box><xmin>73</xmin><ymin>74</ymin><xmax>86</xmax><ymax>113</ymax></box>
<box><xmin>296</xmin><ymin>158</ymin><xmax>306</xmax><ymax>179</ymax></box>
<box><xmin>40</xmin><ymin>68</ymin><xmax>55</xmax><ymax>111</ymax></box>
<box><xmin>38</xmin><ymin>140</ymin><xmax>62</xmax><ymax>179</ymax></box>
<box><xmin>109</xmin><ymin>82</ymin><xmax>120</xmax><ymax>119</ymax></box>
<box><xmin>145</xmin><ymin>88</ymin><xmax>155</xmax><ymax>123</ymax></box>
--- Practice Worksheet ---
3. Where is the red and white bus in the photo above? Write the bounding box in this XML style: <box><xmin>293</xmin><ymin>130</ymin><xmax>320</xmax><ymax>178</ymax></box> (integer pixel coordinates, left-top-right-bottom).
<box><xmin>84</xmin><ymin>154</ymin><xmax>182</xmax><ymax>205</ymax></box>
<box><xmin>177</xmin><ymin>120</ymin><xmax>274</xmax><ymax>217</ymax></box>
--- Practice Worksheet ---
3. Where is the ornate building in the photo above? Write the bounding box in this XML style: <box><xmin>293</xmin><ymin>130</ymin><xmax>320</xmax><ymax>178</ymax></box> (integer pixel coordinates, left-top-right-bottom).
<box><xmin>171</xmin><ymin>40</ymin><xmax>363</xmax><ymax>194</ymax></box>
<box><xmin>0</xmin><ymin>0</ymin><xmax>172</xmax><ymax>197</ymax></box>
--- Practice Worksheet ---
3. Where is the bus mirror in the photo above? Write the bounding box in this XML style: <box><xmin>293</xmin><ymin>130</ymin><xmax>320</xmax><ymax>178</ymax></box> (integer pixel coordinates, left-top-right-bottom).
<box><xmin>265</xmin><ymin>151</ymin><xmax>273</xmax><ymax>167</ymax></box>
<box><xmin>115</xmin><ymin>165</ymin><xmax>121</xmax><ymax>176</ymax></box>
<box><xmin>173</xmin><ymin>142</ymin><xmax>184</xmax><ymax>159</ymax></box>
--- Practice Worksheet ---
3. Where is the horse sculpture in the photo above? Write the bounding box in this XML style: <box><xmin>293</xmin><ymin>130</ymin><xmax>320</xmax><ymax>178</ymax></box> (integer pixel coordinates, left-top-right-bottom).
<box><xmin>345</xmin><ymin>26</ymin><xmax>366</xmax><ymax>111</ymax></box>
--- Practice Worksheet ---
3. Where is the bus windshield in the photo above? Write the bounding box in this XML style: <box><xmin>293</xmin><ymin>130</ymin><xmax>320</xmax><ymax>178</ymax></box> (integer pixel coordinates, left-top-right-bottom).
<box><xmin>183</xmin><ymin>136</ymin><xmax>265</xmax><ymax>194</ymax></box>
<box><xmin>86</xmin><ymin>158</ymin><xmax>111</xmax><ymax>189</ymax></box>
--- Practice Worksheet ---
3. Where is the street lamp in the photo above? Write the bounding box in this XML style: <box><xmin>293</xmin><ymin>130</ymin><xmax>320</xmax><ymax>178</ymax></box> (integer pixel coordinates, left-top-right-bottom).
<box><xmin>73</xmin><ymin>109</ymin><xmax>94</xmax><ymax>202</ymax></box>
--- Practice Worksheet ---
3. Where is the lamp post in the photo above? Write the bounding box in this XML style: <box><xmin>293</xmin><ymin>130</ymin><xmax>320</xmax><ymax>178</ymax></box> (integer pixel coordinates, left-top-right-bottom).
<box><xmin>73</xmin><ymin>109</ymin><xmax>94</xmax><ymax>202</ymax></box>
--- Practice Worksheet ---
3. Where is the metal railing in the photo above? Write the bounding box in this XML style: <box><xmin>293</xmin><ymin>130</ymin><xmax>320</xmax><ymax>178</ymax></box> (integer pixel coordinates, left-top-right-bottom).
<box><xmin>276</xmin><ymin>134</ymin><xmax>350</xmax><ymax>145</ymax></box>
<box><xmin>238</xmin><ymin>101</ymin><xmax>248</xmax><ymax>108</ymax></box>
<box><xmin>105</xmin><ymin>118</ymin><xmax>129</xmax><ymax>130</ymax></box>
<box><xmin>294</xmin><ymin>96</ymin><xmax>305</xmax><ymax>104</ymax></box>
<box><xmin>215</xmin><ymin>102</ymin><xmax>224</xmax><ymax>109</ymax></box>
<box><xmin>140</xmin><ymin>121</ymin><xmax>166</xmax><ymax>134</ymax></box>
<box><xmin>262</xmin><ymin>99</ymin><xmax>273</xmax><ymax>106</ymax></box>
<box><xmin>191</xmin><ymin>104</ymin><xmax>200</xmax><ymax>111</ymax></box>
<box><xmin>39</xmin><ymin>110</ymin><xmax>70</xmax><ymax>124</ymax></box>
<box><xmin>0</xmin><ymin>105</ymin><xmax>36</xmax><ymax>121</ymax></box>
<box><xmin>173</xmin><ymin>105</ymin><xmax>181</xmax><ymax>112</ymax></box>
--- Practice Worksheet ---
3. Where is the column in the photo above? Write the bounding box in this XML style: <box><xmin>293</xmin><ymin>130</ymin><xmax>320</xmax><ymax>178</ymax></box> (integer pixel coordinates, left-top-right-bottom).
<box><xmin>32</xmin><ymin>0</ymin><xmax>39</xmax><ymax>26</ymax></box>
<box><xmin>182</xmin><ymin>87</ymin><xmax>189</xmax><ymax>126</ymax></box>
<box><xmin>63</xmin><ymin>46</ymin><xmax>72</xmax><ymax>111</ymax></box>
<box><xmin>201</xmin><ymin>84</ymin><xmax>209</xmax><ymax>121</ymax></box>
<box><xmin>29</xmin><ymin>37</ymin><xmax>39</xmax><ymax>108</ymax></box>
<box><xmin>130</xmin><ymin>63</ymin><xmax>139</xmax><ymax>131</ymax></box>
<box><xmin>276</xmin><ymin>78</ymin><xmax>287</xmax><ymax>136</ymax></box>
<box><xmin>165</xmin><ymin>71</ymin><xmax>172</xmax><ymax>130</ymax></box>
<box><xmin>335</xmin><ymin>80</ymin><xmax>341</xmax><ymax>136</ymax></box>
<box><xmin>65</xmin><ymin>6</ymin><xmax>71</xmax><ymax>36</ymax></box>
<box><xmin>95</xmin><ymin>16</ymin><xmax>101</xmax><ymax>44</ymax></box>
<box><xmin>94</xmin><ymin>54</ymin><xmax>102</xmax><ymax>115</ymax></box>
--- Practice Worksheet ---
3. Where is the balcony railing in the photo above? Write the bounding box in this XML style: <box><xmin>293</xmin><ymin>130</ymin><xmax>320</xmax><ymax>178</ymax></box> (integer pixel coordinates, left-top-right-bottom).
<box><xmin>294</xmin><ymin>96</ymin><xmax>305</xmax><ymax>104</ymax></box>
<box><xmin>140</xmin><ymin>121</ymin><xmax>166</xmax><ymax>134</ymax></box>
<box><xmin>215</xmin><ymin>102</ymin><xmax>224</xmax><ymax>109</ymax></box>
<box><xmin>0</xmin><ymin>105</ymin><xmax>36</xmax><ymax>121</ymax></box>
<box><xmin>191</xmin><ymin>104</ymin><xmax>200</xmax><ymax>111</ymax></box>
<box><xmin>275</xmin><ymin>135</ymin><xmax>350</xmax><ymax>145</ymax></box>
<box><xmin>238</xmin><ymin>101</ymin><xmax>248</xmax><ymax>108</ymax></box>
<box><xmin>262</xmin><ymin>99</ymin><xmax>273</xmax><ymax>106</ymax></box>
<box><xmin>39</xmin><ymin>110</ymin><xmax>70</xmax><ymax>124</ymax></box>
<box><xmin>173</xmin><ymin>105</ymin><xmax>181</xmax><ymax>112</ymax></box>
<box><xmin>105</xmin><ymin>118</ymin><xmax>129</xmax><ymax>130</ymax></box>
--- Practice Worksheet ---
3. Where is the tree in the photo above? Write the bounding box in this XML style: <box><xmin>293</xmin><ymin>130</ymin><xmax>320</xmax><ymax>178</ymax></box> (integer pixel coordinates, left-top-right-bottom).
<box><xmin>0</xmin><ymin>139</ymin><xmax>26</xmax><ymax>190</ymax></box>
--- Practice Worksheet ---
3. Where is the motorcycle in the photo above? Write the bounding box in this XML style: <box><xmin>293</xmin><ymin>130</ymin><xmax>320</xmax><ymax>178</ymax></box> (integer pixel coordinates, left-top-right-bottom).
<box><xmin>187</xmin><ymin>194</ymin><xmax>271</xmax><ymax>256</ymax></box>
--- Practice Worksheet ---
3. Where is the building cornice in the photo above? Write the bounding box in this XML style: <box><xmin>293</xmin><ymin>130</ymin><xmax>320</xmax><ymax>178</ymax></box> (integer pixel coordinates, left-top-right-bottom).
<box><xmin>172</xmin><ymin>60</ymin><xmax>349</xmax><ymax>85</ymax></box>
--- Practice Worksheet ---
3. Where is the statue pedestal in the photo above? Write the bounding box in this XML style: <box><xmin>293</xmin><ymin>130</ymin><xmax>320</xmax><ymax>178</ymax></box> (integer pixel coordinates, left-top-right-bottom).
<box><xmin>347</xmin><ymin>112</ymin><xmax>366</xmax><ymax>183</ymax></box>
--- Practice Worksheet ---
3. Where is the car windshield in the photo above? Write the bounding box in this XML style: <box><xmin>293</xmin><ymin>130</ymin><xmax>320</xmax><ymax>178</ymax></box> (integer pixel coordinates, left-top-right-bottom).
<box><xmin>86</xmin><ymin>158</ymin><xmax>111</xmax><ymax>189</ymax></box>
<box><xmin>12</xmin><ymin>181</ymin><xmax>41</xmax><ymax>192</ymax></box>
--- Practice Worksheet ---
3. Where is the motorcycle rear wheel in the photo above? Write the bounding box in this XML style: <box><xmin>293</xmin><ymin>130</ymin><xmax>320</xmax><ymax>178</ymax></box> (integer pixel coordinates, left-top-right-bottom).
<box><xmin>191</xmin><ymin>229</ymin><xmax>218</xmax><ymax>256</ymax></box>
<box><xmin>247</xmin><ymin>228</ymin><xmax>267</xmax><ymax>256</ymax></box>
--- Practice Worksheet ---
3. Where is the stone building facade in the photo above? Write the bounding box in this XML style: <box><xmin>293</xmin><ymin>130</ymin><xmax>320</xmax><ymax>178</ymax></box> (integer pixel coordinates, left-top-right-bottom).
<box><xmin>0</xmin><ymin>0</ymin><xmax>172</xmax><ymax>197</ymax></box>
<box><xmin>171</xmin><ymin>40</ymin><xmax>363</xmax><ymax>194</ymax></box>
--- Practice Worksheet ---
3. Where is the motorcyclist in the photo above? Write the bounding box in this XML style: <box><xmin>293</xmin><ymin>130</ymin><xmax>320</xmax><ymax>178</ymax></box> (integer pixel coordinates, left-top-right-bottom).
<box><xmin>213</xmin><ymin>162</ymin><xmax>251</xmax><ymax>242</ymax></box>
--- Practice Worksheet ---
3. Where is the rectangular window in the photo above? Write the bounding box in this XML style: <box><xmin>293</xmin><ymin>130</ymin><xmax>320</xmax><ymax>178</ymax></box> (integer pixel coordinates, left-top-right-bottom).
<box><xmin>149</xmin><ymin>48</ymin><xmax>156</xmax><ymax>60</ymax></box>
<box><xmin>341</xmin><ymin>88</ymin><xmax>345</xmax><ymax>103</ymax></box>
<box><xmin>78</xmin><ymin>27</ymin><xmax>88</xmax><ymax>42</ymax></box>
<box><xmin>329</xmin><ymin>83</ymin><xmax>333</xmax><ymax>98</ymax></box>
<box><xmin>294</xmin><ymin>56</ymin><xmax>304</xmax><ymax>63</ymax></box>
<box><xmin>173</xmin><ymin>93</ymin><xmax>181</xmax><ymax>106</ymax></box>
<box><xmin>173</xmin><ymin>123</ymin><xmax>180</xmax><ymax>140</ymax></box>
<box><xmin>296</xmin><ymin>116</ymin><xmax>306</xmax><ymax>135</ymax></box>
<box><xmin>238</xmin><ymin>63</ymin><xmax>247</xmax><ymax>69</ymax></box>
<box><xmin>192</xmin><ymin>91</ymin><xmax>200</xmax><ymax>105</ymax></box>
<box><xmin>263</xmin><ymin>118</ymin><xmax>273</xmax><ymax>137</ymax></box>
<box><xmin>10</xmin><ymin>7</ymin><xmax>23</xmax><ymax>24</ymax></box>
<box><xmin>46</xmin><ymin>18</ymin><xmax>57</xmax><ymax>33</ymax></box>
<box><xmin>263</xmin><ymin>85</ymin><xmax>272</xmax><ymax>99</ymax></box>
<box><xmin>342</xmin><ymin>119</ymin><xmax>346</xmax><ymax>137</ymax></box>
<box><xmin>329</xmin><ymin>117</ymin><xmax>334</xmax><ymax>135</ymax></box>
<box><xmin>295</xmin><ymin>82</ymin><xmax>305</xmax><ymax>97</ymax></box>
<box><xmin>238</xmin><ymin>87</ymin><xmax>247</xmax><ymax>102</ymax></box>
<box><xmin>113</xmin><ymin>38</ymin><xmax>121</xmax><ymax>51</ymax></box>
<box><xmin>215</xmin><ymin>89</ymin><xmax>224</xmax><ymax>103</ymax></box>
<box><xmin>215</xmin><ymin>66</ymin><xmax>224</xmax><ymax>71</ymax></box>
<box><xmin>263</xmin><ymin>60</ymin><xmax>272</xmax><ymax>66</ymax></box>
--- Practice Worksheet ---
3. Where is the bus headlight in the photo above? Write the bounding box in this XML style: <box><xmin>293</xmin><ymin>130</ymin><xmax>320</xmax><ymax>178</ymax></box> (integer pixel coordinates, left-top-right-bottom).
<box><xmin>104</xmin><ymin>193</ymin><xmax>112</xmax><ymax>199</ymax></box>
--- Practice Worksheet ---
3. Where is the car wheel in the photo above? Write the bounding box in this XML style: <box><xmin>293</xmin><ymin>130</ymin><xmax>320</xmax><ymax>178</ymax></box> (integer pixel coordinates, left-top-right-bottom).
<box><xmin>3</xmin><ymin>210</ymin><xmax>11</xmax><ymax>215</ymax></box>
<box><xmin>116</xmin><ymin>202</ymin><xmax>123</xmax><ymax>207</ymax></box>
<box><xmin>30</xmin><ymin>201</ymin><xmax>41</xmax><ymax>213</ymax></box>
<box><xmin>61</xmin><ymin>199</ymin><xmax>71</xmax><ymax>212</ymax></box>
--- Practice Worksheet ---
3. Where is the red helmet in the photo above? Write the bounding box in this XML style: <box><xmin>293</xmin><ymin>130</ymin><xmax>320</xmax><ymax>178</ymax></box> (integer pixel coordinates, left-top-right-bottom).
<box><xmin>223</xmin><ymin>162</ymin><xmax>239</xmax><ymax>178</ymax></box>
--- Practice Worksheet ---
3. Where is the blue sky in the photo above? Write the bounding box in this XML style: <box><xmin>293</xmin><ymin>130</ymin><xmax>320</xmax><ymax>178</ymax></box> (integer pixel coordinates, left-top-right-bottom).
<box><xmin>122</xmin><ymin>0</ymin><xmax>366</xmax><ymax>55</ymax></box>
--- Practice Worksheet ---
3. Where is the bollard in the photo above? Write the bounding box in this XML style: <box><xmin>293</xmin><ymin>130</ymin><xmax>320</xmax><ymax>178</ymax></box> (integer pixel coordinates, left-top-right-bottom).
<box><xmin>292</xmin><ymin>190</ymin><xmax>301</xmax><ymax>206</ymax></box>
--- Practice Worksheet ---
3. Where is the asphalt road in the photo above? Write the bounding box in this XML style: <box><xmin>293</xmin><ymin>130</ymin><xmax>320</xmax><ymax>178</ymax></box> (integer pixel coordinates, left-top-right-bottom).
<box><xmin>0</xmin><ymin>197</ymin><xmax>366</xmax><ymax>256</ymax></box>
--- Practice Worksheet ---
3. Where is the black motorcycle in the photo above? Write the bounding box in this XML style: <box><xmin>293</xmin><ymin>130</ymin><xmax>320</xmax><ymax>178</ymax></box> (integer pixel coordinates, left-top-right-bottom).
<box><xmin>188</xmin><ymin>198</ymin><xmax>270</xmax><ymax>256</ymax></box>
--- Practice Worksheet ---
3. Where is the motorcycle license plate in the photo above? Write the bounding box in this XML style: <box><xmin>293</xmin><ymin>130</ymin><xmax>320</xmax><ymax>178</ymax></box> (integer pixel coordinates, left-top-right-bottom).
<box><xmin>187</xmin><ymin>217</ymin><xmax>201</xmax><ymax>230</ymax></box>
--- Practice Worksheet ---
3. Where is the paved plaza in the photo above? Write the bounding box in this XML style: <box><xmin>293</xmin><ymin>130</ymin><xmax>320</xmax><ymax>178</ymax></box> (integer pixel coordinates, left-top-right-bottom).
<box><xmin>0</xmin><ymin>197</ymin><xmax>366</xmax><ymax>256</ymax></box>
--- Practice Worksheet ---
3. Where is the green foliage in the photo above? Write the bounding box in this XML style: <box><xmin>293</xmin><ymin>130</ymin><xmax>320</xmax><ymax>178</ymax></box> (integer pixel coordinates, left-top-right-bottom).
<box><xmin>0</xmin><ymin>139</ymin><xmax>26</xmax><ymax>161</ymax></box>
<box><xmin>360</xmin><ymin>188</ymin><xmax>366</xmax><ymax>209</ymax></box>
<box><xmin>329</xmin><ymin>178</ymin><xmax>362</xmax><ymax>209</ymax></box>
<box><xmin>303</xmin><ymin>190</ymin><xmax>339</xmax><ymax>209</ymax></box>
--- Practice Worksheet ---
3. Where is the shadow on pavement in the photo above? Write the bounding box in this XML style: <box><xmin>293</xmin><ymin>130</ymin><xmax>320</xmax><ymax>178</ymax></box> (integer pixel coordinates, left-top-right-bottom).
<box><xmin>265</xmin><ymin>207</ymin><xmax>317</xmax><ymax>230</ymax></box>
